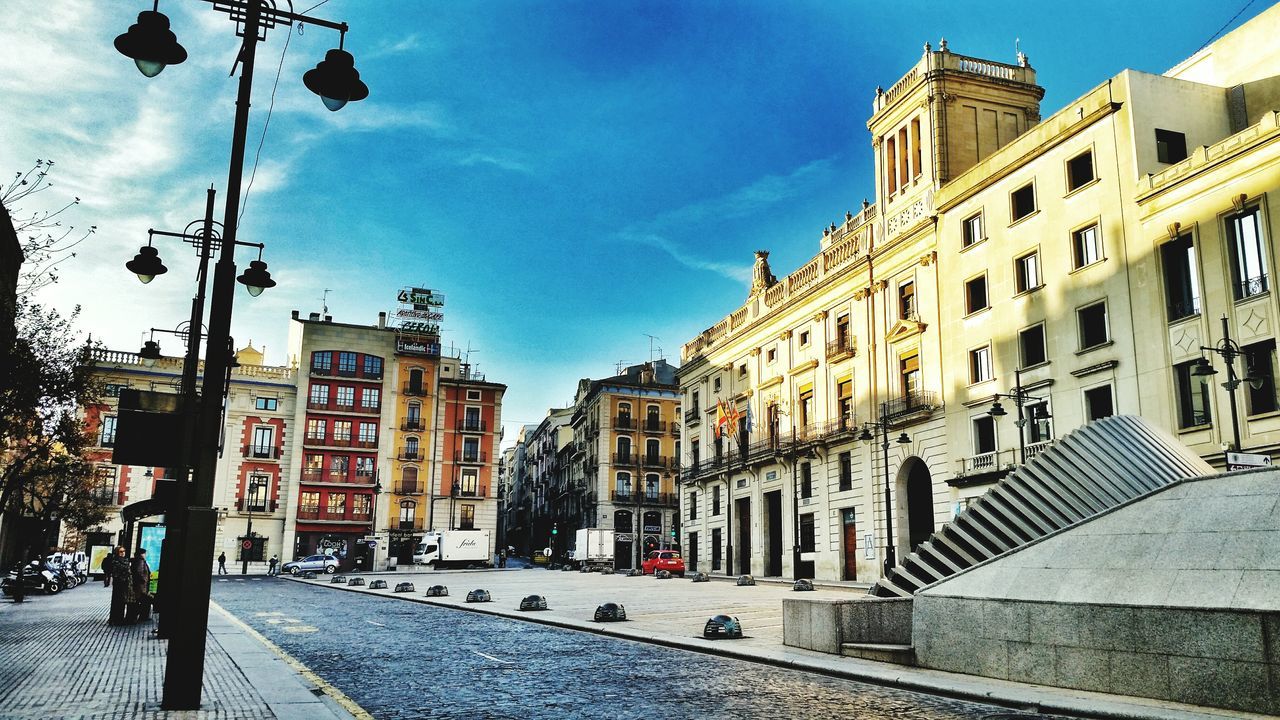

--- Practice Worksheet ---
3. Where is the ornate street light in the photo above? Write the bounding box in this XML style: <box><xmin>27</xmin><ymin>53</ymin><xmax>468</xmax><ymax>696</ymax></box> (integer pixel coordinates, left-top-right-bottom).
<box><xmin>1195</xmin><ymin>315</ymin><xmax>1265</xmax><ymax>459</ymax></box>
<box><xmin>304</xmin><ymin>48</ymin><xmax>370</xmax><ymax>111</ymax></box>
<box><xmin>126</xmin><ymin>244</ymin><xmax>167</xmax><ymax>284</ymax></box>
<box><xmin>987</xmin><ymin>368</ymin><xmax>1053</xmax><ymax>465</ymax></box>
<box><xmin>859</xmin><ymin>418</ymin><xmax>910</xmax><ymax>578</ymax></box>
<box><xmin>114</xmin><ymin>4</ymin><xmax>187</xmax><ymax>78</ymax></box>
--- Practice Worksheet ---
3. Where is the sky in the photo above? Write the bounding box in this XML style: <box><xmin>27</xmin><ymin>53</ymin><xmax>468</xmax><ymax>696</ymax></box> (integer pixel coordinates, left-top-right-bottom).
<box><xmin>3</xmin><ymin>0</ymin><xmax>1268</xmax><ymax>443</ymax></box>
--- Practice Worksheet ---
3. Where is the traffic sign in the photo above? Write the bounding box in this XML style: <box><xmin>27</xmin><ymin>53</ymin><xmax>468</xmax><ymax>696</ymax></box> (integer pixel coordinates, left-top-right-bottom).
<box><xmin>1227</xmin><ymin>451</ymin><xmax>1272</xmax><ymax>470</ymax></box>
<box><xmin>241</xmin><ymin>539</ymin><xmax>252</xmax><ymax>550</ymax></box>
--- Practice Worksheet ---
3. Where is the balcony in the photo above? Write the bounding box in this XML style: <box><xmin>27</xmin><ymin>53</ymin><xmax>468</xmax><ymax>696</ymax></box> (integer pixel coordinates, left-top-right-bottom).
<box><xmin>305</xmin><ymin>401</ymin><xmax>378</xmax><ymax>414</ymax></box>
<box><xmin>454</xmin><ymin>450</ymin><xmax>488</xmax><ymax>464</ymax></box>
<box><xmin>612</xmin><ymin>452</ymin><xmax>637</xmax><ymax>466</ymax></box>
<box><xmin>300</xmin><ymin>469</ymin><xmax>377</xmax><ymax>486</ymax></box>
<box><xmin>670</xmin><ymin>424</ymin><xmax>680</xmax><ymax>438</ymax></box>
<box><xmin>235</xmin><ymin>498</ymin><xmax>276</xmax><ymax>513</ymax></box>
<box><xmin>391</xmin><ymin>518</ymin><xmax>424</xmax><ymax>531</ymax></box>
<box><xmin>613</xmin><ymin>415</ymin><xmax>635</xmax><ymax>430</ymax></box>
<box><xmin>394</xmin><ymin>480</ymin><xmax>424</xmax><ymax>495</ymax></box>
<box><xmin>398</xmin><ymin>447</ymin><xmax>423</xmax><ymax>461</ymax></box>
<box><xmin>641</xmin><ymin>420</ymin><xmax>667</xmax><ymax>434</ymax></box>
<box><xmin>457</xmin><ymin>418</ymin><xmax>487</xmax><ymax>433</ymax></box>
<box><xmin>826</xmin><ymin>336</ymin><xmax>856</xmax><ymax>362</ymax></box>
<box><xmin>448</xmin><ymin>482</ymin><xmax>490</xmax><ymax>498</ymax></box>
<box><xmin>242</xmin><ymin>445</ymin><xmax>281</xmax><ymax>460</ymax></box>
<box><xmin>401</xmin><ymin>418</ymin><xmax>425</xmax><ymax>431</ymax></box>
<box><xmin>1024</xmin><ymin>440</ymin><xmax>1054</xmax><ymax>460</ymax></box>
<box><xmin>684</xmin><ymin>408</ymin><xmax>700</xmax><ymax>425</ymax></box>
<box><xmin>297</xmin><ymin>508</ymin><xmax>320</xmax><ymax>520</ymax></box>
<box><xmin>880</xmin><ymin>390</ymin><xmax>940</xmax><ymax>424</ymax></box>
<box><xmin>403</xmin><ymin>383</ymin><xmax>429</xmax><ymax>397</ymax></box>
<box><xmin>609</xmin><ymin>490</ymin><xmax>679</xmax><ymax>507</ymax></box>
<box><xmin>640</xmin><ymin>454</ymin><xmax>668</xmax><ymax>469</ymax></box>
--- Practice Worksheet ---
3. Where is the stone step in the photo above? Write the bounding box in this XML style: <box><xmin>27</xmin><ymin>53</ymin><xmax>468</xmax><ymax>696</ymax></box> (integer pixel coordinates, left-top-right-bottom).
<box><xmin>840</xmin><ymin>642</ymin><xmax>916</xmax><ymax>665</ymax></box>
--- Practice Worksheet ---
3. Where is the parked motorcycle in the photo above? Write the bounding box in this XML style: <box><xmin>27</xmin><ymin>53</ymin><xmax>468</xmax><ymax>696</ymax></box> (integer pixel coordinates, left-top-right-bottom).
<box><xmin>0</xmin><ymin>561</ymin><xmax>62</xmax><ymax>596</ymax></box>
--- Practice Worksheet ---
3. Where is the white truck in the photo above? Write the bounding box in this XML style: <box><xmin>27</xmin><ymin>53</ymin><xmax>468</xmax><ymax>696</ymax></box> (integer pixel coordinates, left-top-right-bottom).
<box><xmin>413</xmin><ymin>530</ymin><xmax>492</xmax><ymax>569</ymax></box>
<box><xmin>571</xmin><ymin>528</ymin><xmax>614</xmax><ymax>571</ymax></box>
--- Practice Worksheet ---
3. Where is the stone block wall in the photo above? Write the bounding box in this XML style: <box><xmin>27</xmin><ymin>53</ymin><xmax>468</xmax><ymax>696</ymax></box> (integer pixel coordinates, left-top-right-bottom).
<box><xmin>914</xmin><ymin>595</ymin><xmax>1280</xmax><ymax>715</ymax></box>
<box><xmin>783</xmin><ymin>597</ymin><xmax>913</xmax><ymax>654</ymax></box>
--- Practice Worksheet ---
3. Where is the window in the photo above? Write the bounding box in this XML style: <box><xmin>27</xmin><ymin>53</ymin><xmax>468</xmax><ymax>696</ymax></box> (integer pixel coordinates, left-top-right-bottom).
<box><xmin>969</xmin><ymin>345</ymin><xmax>993</xmax><ymax>384</ymax></box>
<box><xmin>330</xmin><ymin>455</ymin><xmax>350</xmax><ymax>479</ymax></box>
<box><xmin>911</xmin><ymin>118</ymin><xmax>923</xmax><ymax>178</ymax></box>
<box><xmin>766</xmin><ymin>347</ymin><xmax>777</xmax><ymax>364</ymax></box>
<box><xmin>1015</xmin><ymin>250</ymin><xmax>1040</xmax><ymax>293</ymax></box>
<box><xmin>1067</xmin><ymin>149</ymin><xmax>1095</xmax><ymax>191</ymax></box>
<box><xmin>1011</xmin><ymin>183</ymin><xmax>1036</xmax><ymax>222</ymax></box>
<box><xmin>399</xmin><ymin>500</ymin><xmax>416</xmax><ymax>525</ymax></box>
<box><xmin>962</xmin><ymin>212</ymin><xmax>984</xmax><ymax>247</ymax></box>
<box><xmin>1084</xmin><ymin>385</ymin><xmax>1114</xmax><ymax>421</ymax></box>
<box><xmin>1173</xmin><ymin>360</ymin><xmax>1212</xmax><ymax>428</ymax></box>
<box><xmin>92</xmin><ymin>466</ymin><xmax>118</xmax><ymax>504</ymax></box>
<box><xmin>333</xmin><ymin>420</ymin><xmax>352</xmax><ymax>442</ymax></box>
<box><xmin>1155</xmin><ymin>129</ymin><xmax>1188</xmax><ymax>164</ymax></box>
<box><xmin>337</xmin><ymin>351</ymin><xmax>357</xmax><ymax>376</ymax></box>
<box><xmin>711</xmin><ymin>528</ymin><xmax>722</xmax><ymax>571</ymax></box>
<box><xmin>356</xmin><ymin>457</ymin><xmax>374</xmax><ymax>477</ymax></box>
<box><xmin>738</xmin><ymin>363</ymin><xmax>747</xmax><ymax>378</ymax></box>
<box><xmin>466</xmin><ymin>389</ymin><xmax>482</xmax><ymax>401</ymax></box>
<box><xmin>972</xmin><ymin>415</ymin><xmax>996</xmax><ymax>455</ymax></box>
<box><xmin>358</xmin><ymin>422</ymin><xmax>377</xmax><ymax>444</ymax></box>
<box><xmin>965</xmin><ymin>275</ymin><xmax>989</xmax><ymax>315</ymax></box>
<box><xmin>712</xmin><ymin>485</ymin><xmax>721</xmax><ymax>515</ymax></box>
<box><xmin>246</xmin><ymin>474</ymin><xmax>269</xmax><ymax>512</ymax></box>
<box><xmin>407</xmin><ymin>368</ymin><xmax>425</xmax><ymax>394</ymax></box>
<box><xmin>689</xmin><ymin>492</ymin><xmax>698</xmax><ymax>520</ymax></box>
<box><xmin>361</xmin><ymin>387</ymin><xmax>380</xmax><ymax>410</ymax></box>
<box><xmin>298</xmin><ymin>491</ymin><xmax>320</xmax><ymax>512</ymax></box>
<box><xmin>1025</xmin><ymin>401</ymin><xmax>1053</xmax><ymax>443</ymax></box>
<box><xmin>335</xmin><ymin>386</ymin><xmax>355</xmax><ymax>408</ymax></box>
<box><xmin>310</xmin><ymin>351</ymin><xmax>332</xmax><ymax>373</ymax></box>
<box><xmin>799</xmin><ymin>330</ymin><xmax>810</xmax><ymax>346</ymax></box>
<box><xmin>1019</xmin><ymin>323</ymin><xmax>1047</xmax><ymax>368</ymax></box>
<box><xmin>836</xmin><ymin>314</ymin><xmax>851</xmax><ymax>348</ymax></box>
<box><xmin>305</xmin><ymin>454</ymin><xmax>323</xmax><ymax>471</ymax></box>
<box><xmin>326</xmin><ymin>493</ymin><xmax>346</xmax><ymax>516</ymax></box>
<box><xmin>797</xmin><ymin>387</ymin><xmax>814</xmax><ymax>427</ymax></box>
<box><xmin>1077</xmin><ymin>301</ymin><xmax>1109</xmax><ymax>350</ymax></box>
<box><xmin>886</xmin><ymin>136</ymin><xmax>898</xmax><ymax>195</ymax></box>
<box><xmin>309</xmin><ymin>384</ymin><xmax>329</xmax><ymax>406</ymax></box>
<box><xmin>799</xmin><ymin>513</ymin><xmax>816</xmax><ymax>553</ymax></box>
<box><xmin>305</xmin><ymin>418</ymin><xmax>326</xmax><ymax>441</ymax></box>
<box><xmin>254</xmin><ymin>396</ymin><xmax>278</xmax><ymax>411</ymax></box>
<box><xmin>251</xmin><ymin>426</ymin><xmax>274</xmax><ymax>457</ymax></box>
<box><xmin>1161</xmin><ymin>233</ymin><xmax>1201</xmax><ymax>320</ymax></box>
<box><xmin>362</xmin><ymin>355</ymin><xmax>383</xmax><ymax>378</ymax></box>
<box><xmin>350</xmin><ymin>494</ymin><xmax>371</xmax><ymax>519</ymax></box>
<box><xmin>645</xmin><ymin>473</ymin><xmax>659</xmax><ymax>500</ymax></box>
<box><xmin>99</xmin><ymin>415</ymin><xmax>117</xmax><ymax>447</ymax></box>
<box><xmin>645</xmin><ymin>438</ymin><xmax>660</xmax><ymax>463</ymax></box>
<box><xmin>899</xmin><ymin>280</ymin><xmax>916</xmax><ymax>319</ymax></box>
<box><xmin>900</xmin><ymin>351</ymin><xmax>921</xmax><ymax>397</ymax></box>
<box><xmin>1072</xmin><ymin>224</ymin><xmax>1103</xmax><ymax>269</ymax></box>
<box><xmin>462</xmin><ymin>437</ymin><xmax>479</xmax><ymax>461</ymax></box>
<box><xmin>1226</xmin><ymin>207</ymin><xmax>1269</xmax><ymax>299</ymax></box>
<box><xmin>104</xmin><ymin>383</ymin><xmax>126</xmax><ymax>398</ymax></box>
<box><xmin>616</xmin><ymin>472</ymin><xmax>631</xmax><ymax>497</ymax></box>
<box><xmin>800</xmin><ymin>462</ymin><xmax>812</xmax><ymax>499</ymax></box>
<box><xmin>838</xmin><ymin>451</ymin><xmax>852</xmax><ymax>492</ymax></box>
<box><xmin>465</xmin><ymin>406</ymin><xmax>482</xmax><ymax>430</ymax></box>
<box><xmin>837</xmin><ymin>379</ymin><xmax>853</xmax><ymax>429</ymax></box>
<box><xmin>460</xmin><ymin>469</ymin><xmax>479</xmax><ymax>496</ymax></box>
<box><xmin>1244</xmin><ymin>340</ymin><xmax>1279</xmax><ymax>415</ymax></box>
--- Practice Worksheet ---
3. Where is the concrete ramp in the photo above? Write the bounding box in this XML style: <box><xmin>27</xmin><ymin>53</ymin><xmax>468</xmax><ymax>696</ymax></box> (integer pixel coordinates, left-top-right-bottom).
<box><xmin>872</xmin><ymin>415</ymin><xmax>1213</xmax><ymax>597</ymax></box>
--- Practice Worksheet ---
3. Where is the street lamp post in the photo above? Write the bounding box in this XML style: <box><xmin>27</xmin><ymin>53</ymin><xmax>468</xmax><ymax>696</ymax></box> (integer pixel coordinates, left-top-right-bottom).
<box><xmin>987</xmin><ymin>368</ymin><xmax>1052</xmax><ymax>465</ymax></box>
<box><xmin>1193</xmin><ymin>314</ymin><xmax>1263</xmax><ymax>462</ymax></box>
<box><xmin>115</xmin><ymin>0</ymin><xmax>368</xmax><ymax>710</ymax></box>
<box><xmin>858</xmin><ymin>418</ymin><xmax>910</xmax><ymax>579</ymax></box>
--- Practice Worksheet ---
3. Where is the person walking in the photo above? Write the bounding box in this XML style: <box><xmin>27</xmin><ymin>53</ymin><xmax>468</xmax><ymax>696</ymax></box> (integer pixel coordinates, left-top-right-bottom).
<box><xmin>217</xmin><ymin>551</ymin><xmax>227</xmax><ymax>575</ymax></box>
<box><xmin>107</xmin><ymin>546</ymin><xmax>133</xmax><ymax>626</ymax></box>
<box><xmin>267</xmin><ymin>555</ymin><xmax>278</xmax><ymax>576</ymax></box>
<box><xmin>125</xmin><ymin>548</ymin><xmax>153</xmax><ymax>623</ymax></box>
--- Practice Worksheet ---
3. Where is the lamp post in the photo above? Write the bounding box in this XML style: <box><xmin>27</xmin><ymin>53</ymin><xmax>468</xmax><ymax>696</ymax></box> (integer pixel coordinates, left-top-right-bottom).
<box><xmin>1193</xmin><ymin>315</ymin><xmax>1263</xmax><ymax>462</ymax></box>
<box><xmin>987</xmin><ymin>368</ymin><xmax>1052</xmax><ymax>465</ymax></box>
<box><xmin>115</xmin><ymin>0</ymin><xmax>367</xmax><ymax>710</ymax></box>
<box><xmin>858</xmin><ymin>419</ymin><xmax>910</xmax><ymax>579</ymax></box>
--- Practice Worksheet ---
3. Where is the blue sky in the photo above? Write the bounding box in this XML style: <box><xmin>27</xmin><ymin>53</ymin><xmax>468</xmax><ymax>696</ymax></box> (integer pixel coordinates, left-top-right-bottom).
<box><xmin>3</xmin><ymin>0</ymin><xmax>1267</xmax><ymax>440</ymax></box>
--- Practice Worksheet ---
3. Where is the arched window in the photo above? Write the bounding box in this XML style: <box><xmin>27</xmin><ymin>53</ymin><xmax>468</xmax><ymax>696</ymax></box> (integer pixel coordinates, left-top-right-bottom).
<box><xmin>645</xmin><ymin>438</ymin><xmax>660</xmax><ymax>463</ymax></box>
<box><xmin>616</xmin><ymin>435</ymin><xmax>632</xmax><ymax>460</ymax></box>
<box><xmin>407</xmin><ymin>401</ymin><xmax>421</xmax><ymax>424</ymax></box>
<box><xmin>645</xmin><ymin>473</ymin><xmax>659</xmax><ymax>500</ymax></box>
<box><xmin>616</xmin><ymin>471</ymin><xmax>631</xmax><ymax>497</ymax></box>
<box><xmin>398</xmin><ymin>499</ymin><xmax>416</xmax><ymax>525</ymax></box>
<box><xmin>406</xmin><ymin>436</ymin><xmax>420</xmax><ymax>460</ymax></box>
<box><xmin>645</xmin><ymin>404</ymin><xmax>660</xmax><ymax>430</ymax></box>
<box><xmin>402</xmin><ymin>466</ymin><xmax>418</xmax><ymax>494</ymax></box>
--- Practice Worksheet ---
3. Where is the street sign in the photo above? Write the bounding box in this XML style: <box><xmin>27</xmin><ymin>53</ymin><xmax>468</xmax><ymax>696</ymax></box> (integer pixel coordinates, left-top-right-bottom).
<box><xmin>642</xmin><ymin>525</ymin><xmax>661</xmax><ymax>533</ymax></box>
<box><xmin>241</xmin><ymin>539</ymin><xmax>252</xmax><ymax>550</ymax></box>
<box><xmin>1227</xmin><ymin>451</ymin><xmax>1272</xmax><ymax>470</ymax></box>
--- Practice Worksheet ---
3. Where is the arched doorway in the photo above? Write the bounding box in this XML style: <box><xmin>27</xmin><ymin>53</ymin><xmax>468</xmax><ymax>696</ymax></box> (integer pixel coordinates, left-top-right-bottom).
<box><xmin>901</xmin><ymin>458</ymin><xmax>935</xmax><ymax>551</ymax></box>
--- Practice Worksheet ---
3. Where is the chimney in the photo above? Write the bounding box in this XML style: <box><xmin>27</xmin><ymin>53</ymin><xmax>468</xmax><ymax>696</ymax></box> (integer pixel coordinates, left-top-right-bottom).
<box><xmin>323</xmin><ymin>315</ymin><xmax>332</xmax><ymax>323</ymax></box>
<box><xmin>308</xmin><ymin>312</ymin><xmax>320</xmax><ymax>321</ymax></box>
<box><xmin>378</xmin><ymin>311</ymin><xmax>386</xmax><ymax>329</ymax></box>
<box><xmin>291</xmin><ymin>310</ymin><xmax>300</xmax><ymax>320</ymax></box>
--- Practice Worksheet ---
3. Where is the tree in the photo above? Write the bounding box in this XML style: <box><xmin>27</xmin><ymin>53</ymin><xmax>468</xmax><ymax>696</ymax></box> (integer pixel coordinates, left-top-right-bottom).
<box><xmin>0</xmin><ymin>161</ymin><xmax>105</xmax><ymax>577</ymax></box>
<box><xmin>2</xmin><ymin>159</ymin><xmax>96</xmax><ymax>294</ymax></box>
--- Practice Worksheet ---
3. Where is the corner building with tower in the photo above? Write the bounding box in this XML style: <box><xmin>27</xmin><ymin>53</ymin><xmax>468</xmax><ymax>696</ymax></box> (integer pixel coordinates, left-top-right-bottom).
<box><xmin>678</xmin><ymin>9</ymin><xmax>1280</xmax><ymax>583</ymax></box>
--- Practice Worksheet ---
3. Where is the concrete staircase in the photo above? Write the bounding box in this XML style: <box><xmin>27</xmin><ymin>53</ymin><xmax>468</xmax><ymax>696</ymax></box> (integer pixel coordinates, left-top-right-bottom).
<box><xmin>871</xmin><ymin>415</ymin><xmax>1214</xmax><ymax>598</ymax></box>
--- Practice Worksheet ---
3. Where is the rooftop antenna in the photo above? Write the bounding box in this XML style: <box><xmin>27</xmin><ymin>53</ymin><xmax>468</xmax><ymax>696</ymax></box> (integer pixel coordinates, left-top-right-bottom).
<box><xmin>463</xmin><ymin>341</ymin><xmax>477</xmax><ymax>366</ymax></box>
<box><xmin>643</xmin><ymin>333</ymin><xmax>660</xmax><ymax>362</ymax></box>
<box><xmin>320</xmin><ymin>288</ymin><xmax>331</xmax><ymax>315</ymax></box>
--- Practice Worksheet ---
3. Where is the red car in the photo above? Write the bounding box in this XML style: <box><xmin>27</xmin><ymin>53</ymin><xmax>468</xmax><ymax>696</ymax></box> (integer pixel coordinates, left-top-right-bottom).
<box><xmin>642</xmin><ymin>550</ymin><xmax>685</xmax><ymax>576</ymax></box>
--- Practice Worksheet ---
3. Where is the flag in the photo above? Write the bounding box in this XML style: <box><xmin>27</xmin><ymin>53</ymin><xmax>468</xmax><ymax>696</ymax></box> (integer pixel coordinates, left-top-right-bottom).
<box><xmin>744</xmin><ymin>403</ymin><xmax>754</xmax><ymax>434</ymax></box>
<box><xmin>715</xmin><ymin>399</ymin><xmax>727</xmax><ymax>438</ymax></box>
<box><xmin>724</xmin><ymin>402</ymin><xmax>741</xmax><ymax>438</ymax></box>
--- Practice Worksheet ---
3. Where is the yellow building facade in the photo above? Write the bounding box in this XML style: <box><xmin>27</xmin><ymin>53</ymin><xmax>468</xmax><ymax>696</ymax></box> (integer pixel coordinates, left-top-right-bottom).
<box><xmin>679</xmin><ymin>6</ymin><xmax>1280</xmax><ymax>583</ymax></box>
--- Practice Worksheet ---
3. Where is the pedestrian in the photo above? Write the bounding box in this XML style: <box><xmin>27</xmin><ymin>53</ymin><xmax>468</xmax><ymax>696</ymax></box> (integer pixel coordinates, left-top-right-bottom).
<box><xmin>498</xmin><ymin>549</ymin><xmax>506</xmax><ymax>568</ymax></box>
<box><xmin>267</xmin><ymin>555</ymin><xmax>278</xmax><ymax>576</ymax></box>
<box><xmin>126</xmin><ymin>548</ymin><xmax>153</xmax><ymax>623</ymax></box>
<box><xmin>217</xmin><ymin>551</ymin><xmax>227</xmax><ymax>575</ymax></box>
<box><xmin>100</xmin><ymin>551</ymin><xmax>113</xmax><ymax>587</ymax></box>
<box><xmin>108</xmin><ymin>546</ymin><xmax>133</xmax><ymax>626</ymax></box>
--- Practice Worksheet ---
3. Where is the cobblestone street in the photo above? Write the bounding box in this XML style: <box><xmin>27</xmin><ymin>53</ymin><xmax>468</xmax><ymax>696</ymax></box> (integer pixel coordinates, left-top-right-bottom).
<box><xmin>211</xmin><ymin>576</ymin><xmax>1016</xmax><ymax>720</ymax></box>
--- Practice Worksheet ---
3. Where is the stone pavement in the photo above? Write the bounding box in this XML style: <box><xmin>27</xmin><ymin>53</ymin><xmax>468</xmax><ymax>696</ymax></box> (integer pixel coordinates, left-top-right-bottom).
<box><xmin>296</xmin><ymin>567</ymin><xmax>1275</xmax><ymax>720</ymax></box>
<box><xmin>0</xmin><ymin>581</ymin><xmax>363</xmax><ymax>720</ymax></box>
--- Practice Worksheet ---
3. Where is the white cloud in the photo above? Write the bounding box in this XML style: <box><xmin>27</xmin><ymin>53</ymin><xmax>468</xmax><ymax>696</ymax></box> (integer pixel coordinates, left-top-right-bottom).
<box><xmin>457</xmin><ymin>151</ymin><xmax>532</xmax><ymax>175</ymax></box>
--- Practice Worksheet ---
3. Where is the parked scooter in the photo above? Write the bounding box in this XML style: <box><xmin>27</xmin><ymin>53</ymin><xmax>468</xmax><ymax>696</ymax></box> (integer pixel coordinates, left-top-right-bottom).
<box><xmin>0</xmin><ymin>561</ymin><xmax>62</xmax><ymax>596</ymax></box>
